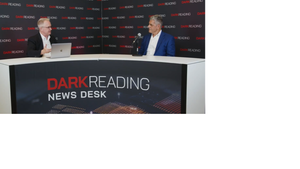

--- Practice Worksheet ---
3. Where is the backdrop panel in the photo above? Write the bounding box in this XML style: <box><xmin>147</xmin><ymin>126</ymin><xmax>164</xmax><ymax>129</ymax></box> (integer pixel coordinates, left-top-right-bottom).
<box><xmin>1</xmin><ymin>0</ymin><xmax>205</xmax><ymax>59</ymax></box>
<box><xmin>102</xmin><ymin>0</ymin><xmax>205</xmax><ymax>58</ymax></box>
<box><xmin>0</xmin><ymin>0</ymin><xmax>102</xmax><ymax>59</ymax></box>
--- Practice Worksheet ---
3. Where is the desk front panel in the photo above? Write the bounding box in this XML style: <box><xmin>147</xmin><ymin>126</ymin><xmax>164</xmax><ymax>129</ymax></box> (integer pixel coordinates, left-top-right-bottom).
<box><xmin>11</xmin><ymin>60</ymin><xmax>186</xmax><ymax>114</ymax></box>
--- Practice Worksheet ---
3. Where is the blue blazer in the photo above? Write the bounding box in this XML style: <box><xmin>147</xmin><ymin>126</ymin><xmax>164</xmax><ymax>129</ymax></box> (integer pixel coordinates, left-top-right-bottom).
<box><xmin>138</xmin><ymin>32</ymin><xmax>175</xmax><ymax>56</ymax></box>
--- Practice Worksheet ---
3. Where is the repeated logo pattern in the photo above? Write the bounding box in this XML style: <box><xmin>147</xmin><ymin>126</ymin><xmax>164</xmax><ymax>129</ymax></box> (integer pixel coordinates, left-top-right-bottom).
<box><xmin>0</xmin><ymin>0</ymin><xmax>204</xmax><ymax>59</ymax></box>
<box><xmin>103</xmin><ymin>0</ymin><xmax>205</xmax><ymax>58</ymax></box>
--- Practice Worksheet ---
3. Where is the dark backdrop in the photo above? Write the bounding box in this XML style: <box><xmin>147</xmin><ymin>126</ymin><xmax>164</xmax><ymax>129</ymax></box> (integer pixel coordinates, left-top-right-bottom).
<box><xmin>0</xmin><ymin>0</ymin><xmax>204</xmax><ymax>59</ymax></box>
<box><xmin>102</xmin><ymin>0</ymin><xmax>205</xmax><ymax>58</ymax></box>
<box><xmin>0</xmin><ymin>0</ymin><xmax>102</xmax><ymax>59</ymax></box>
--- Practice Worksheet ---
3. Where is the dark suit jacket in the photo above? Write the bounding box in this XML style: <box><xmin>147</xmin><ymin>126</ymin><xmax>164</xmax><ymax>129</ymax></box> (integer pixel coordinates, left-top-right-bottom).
<box><xmin>138</xmin><ymin>31</ymin><xmax>175</xmax><ymax>56</ymax></box>
<box><xmin>27</xmin><ymin>33</ymin><xmax>57</xmax><ymax>57</ymax></box>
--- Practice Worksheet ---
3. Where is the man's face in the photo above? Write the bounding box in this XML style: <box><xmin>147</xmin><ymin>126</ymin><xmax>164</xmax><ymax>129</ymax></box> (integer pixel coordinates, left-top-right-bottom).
<box><xmin>40</xmin><ymin>20</ymin><xmax>52</xmax><ymax>36</ymax></box>
<box><xmin>148</xmin><ymin>19</ymin><xmax>160</xmax><ymax>34</ymax></box>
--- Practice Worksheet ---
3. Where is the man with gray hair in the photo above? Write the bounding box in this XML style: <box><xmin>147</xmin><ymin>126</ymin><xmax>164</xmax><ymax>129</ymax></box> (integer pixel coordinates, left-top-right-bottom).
<box><xmin>27</xmin><ymin>18</ymin><xmax>57</xmax><ymax>57</ymax></box>
<box><xmin>138</xmin><ymin>15</ymin><xmax>175</xmax><ymax>56</ymax></box>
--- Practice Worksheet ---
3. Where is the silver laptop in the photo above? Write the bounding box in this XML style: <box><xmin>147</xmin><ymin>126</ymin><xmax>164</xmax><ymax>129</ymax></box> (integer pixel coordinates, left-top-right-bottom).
<box><xmin>49</xmin><ymin>43</ymin><xmax>72</xmax><ymax>59</ymax></box>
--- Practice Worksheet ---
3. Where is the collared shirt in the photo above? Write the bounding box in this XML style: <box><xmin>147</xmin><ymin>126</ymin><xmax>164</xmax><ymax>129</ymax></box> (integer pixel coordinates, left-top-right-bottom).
<box><xmin>40</xmin><ymin>33</ymin><xmax>51</xmax><ymax>56</ymax></box>
<box><xmin>146</xmin><ymin>30</ymin><xmax>162</xmax><ymax>56</ymax></box>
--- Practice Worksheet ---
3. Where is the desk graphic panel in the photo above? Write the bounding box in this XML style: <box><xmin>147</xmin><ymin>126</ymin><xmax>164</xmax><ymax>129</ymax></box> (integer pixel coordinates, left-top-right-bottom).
<box><xmin>11</xmin><ymin>60</ymin><xmax>186</xmax><ymax>114</ymax></box>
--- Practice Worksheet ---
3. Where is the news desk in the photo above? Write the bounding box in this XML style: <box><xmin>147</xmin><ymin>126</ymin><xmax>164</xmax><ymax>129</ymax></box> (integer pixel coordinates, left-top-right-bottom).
<box><xmin>0</xmin><ymin>54</ymin><xmax>205</xmax><ymax>114</ymax></box>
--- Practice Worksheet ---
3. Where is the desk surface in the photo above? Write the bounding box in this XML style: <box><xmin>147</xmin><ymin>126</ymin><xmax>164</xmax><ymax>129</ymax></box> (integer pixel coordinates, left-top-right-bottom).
<box><xmin>0</xmin><ymin>54</ymin><xmax>205</xmax><ymax>66</ymax></box>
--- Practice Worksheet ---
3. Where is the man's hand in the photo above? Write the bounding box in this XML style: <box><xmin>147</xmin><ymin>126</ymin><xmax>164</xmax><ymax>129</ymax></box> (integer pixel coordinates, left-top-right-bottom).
<box><xmin>41</xmin><ymin>44</ymin><xmax>51</xmax><ymax>55</ymax></box>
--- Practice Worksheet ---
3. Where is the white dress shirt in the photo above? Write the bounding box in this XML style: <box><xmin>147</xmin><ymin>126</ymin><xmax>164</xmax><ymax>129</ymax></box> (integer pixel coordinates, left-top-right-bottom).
<box><xmin>40</xmin><ymin>33</ymin><xmax>52</xmax><ymax>57</ymax></box>
<box><xmin>146</xmin><ymin>30</ymin><xmax>162</xmax><ymax>56</ymax></box>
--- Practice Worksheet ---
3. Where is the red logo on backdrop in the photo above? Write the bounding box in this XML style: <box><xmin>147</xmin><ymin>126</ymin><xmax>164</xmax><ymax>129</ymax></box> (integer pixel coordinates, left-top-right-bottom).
<box><xmin>62</xmin><ymin>17</ymin><xmax>77</xmax><ymax>20</ymax></box>
<box><xmin>0</xmin><ymin>15</ymin><xmax>10</xmax><ymax>18</ymax></box>
<box><xmin>52</xmin><ymin>27</ymin><xmax>66</xmax><ymax>30</ymax></box>
<box><xmin>69</xmin><ymin>7</ymin><xmax>84</xmax><ymax>10</ymax></box>
<box><xmin>26</xmin><ymin>4</ymin><xmax>45</xmax><ymax>8</ymax></box>
<box><xmin>137</xmin><ymin>4</ymin><xmax>153</xmax><ymax>8</ymax></box>
<box><xmin>2</xmin><ymin>27</ymin><xmax>23</xmax><ymax>30</ymax></box>
<box><xmin>81</xmin><ymin>17</ymin><xmax>94</xmax><ymax>20</ymax></box>
<box><xmin>0</xmin><ymin>39</ymin><xmax>11</xmax><ymax>43</ymax></box>
<box><xmin>103</xmin><ymin>7</ymin><xmax>116</xmax><ymax>10</ymax></box>
<box><xmin>174</xmin><ymin>36</ymin><xmax>190</xmax><ymax>40</ymax></box>
<box><xmin>112</xmin><ymin>35</ymin><xmax>125</xmax><ymax>38</ymax></box>
<box><xmin>158</xmin><ymin>2</ymin><xmax>176</xmax><ymax>6</ymax></box>
<box><xmin>72</xmin><ymin>46</ymin><xmax>85</xmax><ymax>49</ymax></box>
<box><xmin>3</xmin><ymin>51</ymin><xmax>12</xmax><ymax>54</ymax></box>
<box><xmin>180</xmin><ymin>48</ymin><xmax>201</xmax><ymax>52</ymax></box>
<box><xmin>70</xmin><ymin>27</ymin><xmax>84</xmax><ymax>30</ymax></box>
<box><xmin>104</xmin><ymin>26</ymin><xmax>116</xmax><ymax>29</ymax></box>
<box><xmin>171</xmin><ymin>12</ymin><xmax>191</xmax><ymax>17</ymax></box>
<box><xmin>0</xmin><ymin>2</ymin><xmax>21</xmax><ymax>6</ymax></box>
<box><xmin>3</xmin><ymin>50</ymin><xmax>24</xmax><ymax>54</ymax></box>
<box><xmin>1</xmin><ymin>0</ymin><xmax>204</xmax><ymax>58</ymax></box>
<box><xmin>17</xmin><ymin>39</ymin><xmax>28</xmax><ymax>42</ymax></box>
<box><xmin>104</xmin><ymin>45</ymin><xmax>117</xmax><ymax>47</ymax></box>
<box><xmin>28</xmin><ymin>27</ymin><xmax>38</xmax><ymax>30</ymax></box>
<box><xmin>88</xmin><ymin>27</ymin><xmax>100</xmax><ymax>29</ymax></box>
<box><xmin>49</xmin><ymin>5</ymin><xmax>65</xmax><ymax>9</ymax></box>
<box><xmin>120</xmin><ymin>26</ymin><xmax>134</xmax><ymax>29</ymax></box>
<box><xmin>0</xmin><ymin>2</ymin><xmax>8</xmax><ymax>5</ymax></box>
<box><xmin>120</xmin><ymin>45</ymin><xmax>133</xmax><ymax>49</ymax></box>
<box><xmin>87</xmin><ymin>8</ymin><xmax>100</xmax><ymax>11</ymax></box>
<box><xmin>81</xmin><ymin>36</ymin><xmax>94</xmax><ymax>39</ymax></box>
<box><xmin>98</xmin><ymin>35</ymin><xmax>109</xmax><ymax>38</ymax></box>
<box><xmin>181</xmin><ymin>24</ymin><xmax>202</xmax><ymax>28</ymax></box>
<box><xmin>119</xmin><ymin>5</ymin><xmax>134</xmax><ymax>9</ymax></box>
<box><xmin>98</xmin><ymin>17</ymin><xmax>109</xmax><ymax>20</ymax></box>
<box><xmin>182</xmin><ymin>0</ymin><xmax>203</xmax><ymax>4</ymax></box>
<box><xmin>149</xmin><ymin>14</ymin><xmax>166</xmax><ymax>18</ymax></box>
<box><xmin>16</xmin><ymin>15</ymin><xmax>35</xmax><ymax>19</ymax></box>
<box><xmin>112</xmin><ymin>16</ymin><xmax>125</xmax><ymax>19</ymax></box>
<box><xmin>137</xmin><ymin>26</ymin><xmax>148</xmax><ymax>29</ymax></box>
<box><xmin>88</xmin><ymin>45</ymin><xmax>101</xmax><ymax>48</ymax></box>
<box><xmin>162</xmin><ymin>25</ymin><xmax>176</xmax><ymax>29</ymax></box>
<box><xmin>40</xmin><ymin>16</ymin><xmax>58</xmax><ymax>19</ymax></box>
<box><xmin>129</xmin><ymin>15</ymin><xmax>144</xmax><ymax>19</ymax></box>
<box><xmin>62</xmin><ymin>37</ymin><xmax>77</xmax><ymax>40</ymax></box>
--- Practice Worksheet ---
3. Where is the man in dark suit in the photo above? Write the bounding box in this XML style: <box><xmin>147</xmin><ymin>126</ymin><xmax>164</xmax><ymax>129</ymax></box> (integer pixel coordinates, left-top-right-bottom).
<box><xmin>27</xmin><ymin>18</ymin><xmax>57</xmax><ymax>57</ymax></box>
<box><xmin>138</xmin><ymin>15</ymin><xmax>175</xmax><ymax>56</ymax></box>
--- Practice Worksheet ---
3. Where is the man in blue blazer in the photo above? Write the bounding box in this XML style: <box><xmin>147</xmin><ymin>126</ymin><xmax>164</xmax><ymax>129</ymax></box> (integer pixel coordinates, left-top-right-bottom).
<box><xmin>138</xmin><ymin>15</ymin><xmax>175</xmax><ymax>56</ymax></box>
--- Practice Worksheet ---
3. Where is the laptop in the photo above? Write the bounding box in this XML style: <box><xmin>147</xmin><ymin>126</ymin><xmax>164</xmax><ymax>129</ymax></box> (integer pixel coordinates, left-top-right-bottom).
<box><xmin>48</xmin><ymin>43</ymin><xmax>72</xmax><ymax>59</ymax></box>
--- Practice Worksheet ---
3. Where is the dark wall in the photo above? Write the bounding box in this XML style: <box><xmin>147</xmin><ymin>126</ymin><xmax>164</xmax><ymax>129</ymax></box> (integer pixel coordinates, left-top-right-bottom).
<box><xmin>0</xmin><ymin>0</ymin><xmax>204</xmax><ymax>59</ymax></box>
<box><xmin>0</xmin><ymin>0</ymin><xmax>102</xmax><ymax>59</ymax></box>
<box><xmin>102</xmin><ymin>0</ymin><xmax>205</xmax><ymax>58</ymax></box>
